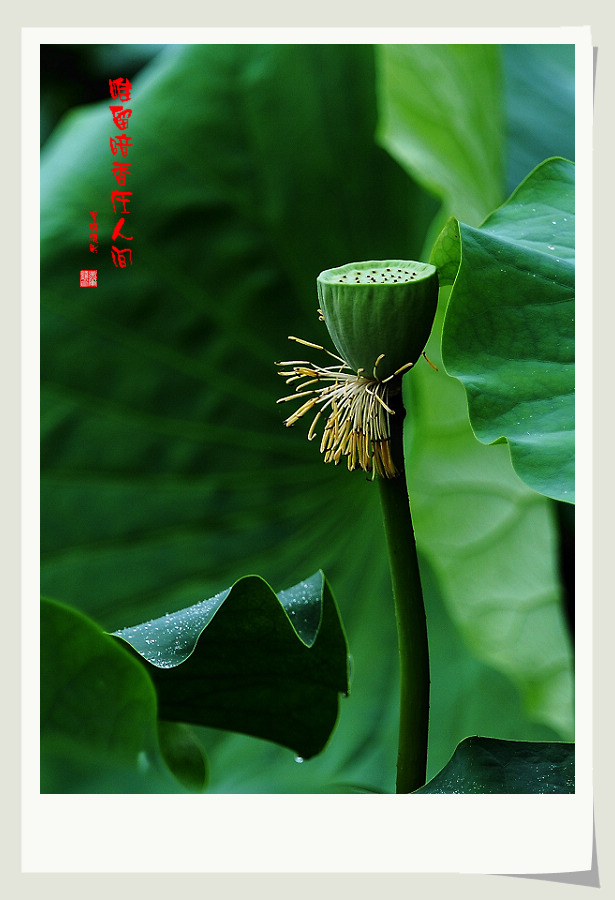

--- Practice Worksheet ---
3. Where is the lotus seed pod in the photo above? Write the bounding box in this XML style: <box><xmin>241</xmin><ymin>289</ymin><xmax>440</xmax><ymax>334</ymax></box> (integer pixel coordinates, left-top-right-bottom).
<box><xmin>317</xmin><ymin>260</ymin><xmax>439</xmax><ymax>381</ymax></box>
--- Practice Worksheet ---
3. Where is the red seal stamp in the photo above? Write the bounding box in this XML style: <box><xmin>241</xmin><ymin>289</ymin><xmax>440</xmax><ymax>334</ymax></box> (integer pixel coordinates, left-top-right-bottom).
<box><xmin>80</xmin><ymin>270</ymin><xmax>97</xmax><ymax>287</ymax></box>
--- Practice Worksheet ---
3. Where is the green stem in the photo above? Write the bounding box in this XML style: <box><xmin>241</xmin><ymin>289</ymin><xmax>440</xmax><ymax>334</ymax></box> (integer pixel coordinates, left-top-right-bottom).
<box><xmin>377</xmin><ymin>381</ymin><xmax>430</xmax><ymax>793</ymax></box>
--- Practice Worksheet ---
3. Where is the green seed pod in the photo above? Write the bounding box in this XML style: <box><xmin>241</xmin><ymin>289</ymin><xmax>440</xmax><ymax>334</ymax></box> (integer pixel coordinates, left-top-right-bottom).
<box><xmin>317</xmin><ymin>260</ymin><xmax>439</xmax><ymax>381</ymax></box>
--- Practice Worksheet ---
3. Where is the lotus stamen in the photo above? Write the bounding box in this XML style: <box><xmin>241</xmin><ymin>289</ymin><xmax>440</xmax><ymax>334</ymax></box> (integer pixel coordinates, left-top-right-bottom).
<box><xmin>276</xmin><ymin>339</ymin><xmax>404</xmax><ymax>478</ymax></box>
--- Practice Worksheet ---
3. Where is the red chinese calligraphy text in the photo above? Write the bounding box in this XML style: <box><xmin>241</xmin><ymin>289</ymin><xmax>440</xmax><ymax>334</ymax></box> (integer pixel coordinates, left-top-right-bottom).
<box><xmin>111</xmin><ymin>162</ymin><xmax>132</xmax><ymax>186</ymax></box>
<box><xmin>111</xmin><ymin>218</ymin><xmax>133</xmax><ymax>242</ymax></box>
<box><xmin>110</xmin><ymin>191</ymin><xmax>133</xmax><ymax>215</ymax></box>
<box><xmin>110</xmin><ymin>134</ymin><xmax>132</xmax><ymax>157</ymax></box>
<box><xmin>111</xmin><ymin>246</ymin><xmax>132</xmax><ymax>268</ymax></box>
<box><xmin>109</xmin><ymin>77</ymin><xmax>132</xmax><ymax>101</ymax></box>
<box><xmin>109</xmin><ymin>105</ymin><xmax>132</xmax><ymax>130</ymax></box>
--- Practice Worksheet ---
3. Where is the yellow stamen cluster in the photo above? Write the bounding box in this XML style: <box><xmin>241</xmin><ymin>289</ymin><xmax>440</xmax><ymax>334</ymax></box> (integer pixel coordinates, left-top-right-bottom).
<box><xmin>276</xmin><ymin>337</ymin><xmax>413</xmax><ymax>479</ymax></box>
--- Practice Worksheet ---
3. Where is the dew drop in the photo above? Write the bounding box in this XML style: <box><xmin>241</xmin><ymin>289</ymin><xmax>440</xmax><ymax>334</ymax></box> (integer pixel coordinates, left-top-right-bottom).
<box><xmin>294</xmin><ymin>756</ymin><xmax>304</xmax><ymax>764</ymax></box>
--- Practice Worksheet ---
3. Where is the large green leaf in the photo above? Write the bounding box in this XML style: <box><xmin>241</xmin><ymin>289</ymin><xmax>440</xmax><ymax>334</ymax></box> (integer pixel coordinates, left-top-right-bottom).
<box><xmin>41</xmin><ymin>737</ymin><xmax>189</xmax><ymax>794</ymax></box>
<box><xmin>41</xmin><ymin>44</ymin><xmax>573</xmax><ymax>793</ymax></box>
<box><xmin>502</xmin><ymin>45</ymin><xmax>575</xmax><ymax>193</ymax></box>
<box><xmin>156</xmin><ymin>721</ymin><xmax>209</xmax><ymax>792</ymax></box>
<box><xmin>404</xmin><ymin>290</ymin><xmax>574</xmax><ymax>742</ymax></box>
<box><xmin>197</xmin><ymin>553</ymin><xmax>561</xmax><ymax>793</ymax></box>
<box><xmin>40</xmin><ymin>597</ymin><xmax>182</xmax><ymax>792</ymax></box>
<box><xmin>40</xmin><ymin>44</ymin><xmax>431</xmax><ymax>793</ymax></box>
<box><xmin>416</xmin><ymin>736</ymin><xmax>574</xmax><ymax>793</ymax></box>
<box><xmin>40</xmin><ymin>44</ymin><xmax>430</xmax><ymax>629</ymax></box>
<box><xmin>41</xmin><ymin>596</ymin><xmax>159</xmax><ymax>760</ymax></box>
<box><xmin>433</xmin><ymin>157</ymin><xmax>575</xmax><ymax>503</ymax></box>
<box><xmin>375</xmin><ymin>51</ymin><xmax>574</xmax><ymax>742</ymax></box>
<box><xmin>114</xmin><ymin>571</ymin><xmax>349</xmax><ymax>760</ymax></box>
<box><xmin>375</xmin><ymin>44</ymin><xmax>505</xmax><ymax>226</ymax></box>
